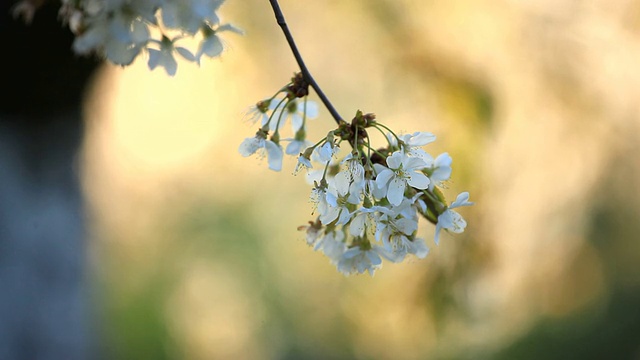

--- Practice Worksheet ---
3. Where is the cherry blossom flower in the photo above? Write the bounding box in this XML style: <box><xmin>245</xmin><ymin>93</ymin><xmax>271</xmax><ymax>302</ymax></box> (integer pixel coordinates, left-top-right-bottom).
<box><xmin>285</xmin><ymin>137</ymin><xmax>312</xmax><ymax>156</ymax></box>
<box><xmin>399</xmin><ymin>131</ymin><xmax>436</xmax><ymax>159</ymax></box>
<box><xmin>273</xmin><ymin>99</ymin><xmax>319</xmax><ymax>132</ymax></box>
<box><xmin>161</xmin><ymin>0</ymin><xmax>224</xmax><ymax>34</ymax></box>
<box><xmin>336</xmin><ymin>244</ymin><xmax>390</xmax><ymax>276</ymax></box>
<box><xmin>349</xmin><ymin>206</ymin><xmax>387</xmax><ymax>237</ymax></box>
<box><xmin>425</xmin><ymin>152</ymin><xmax>452</xmax><ymax>190</ymax></box>
<box><xmin>294</xmin><ymin>154</ymin><xmax>313</xmax><ymax>175</ymax></box>
<box><xmin>72</xmin><ymin>8</ymin><xmax>150</xmax><ymax>65</ymax></box>
<box><xmin>238</xmin><ymin>133</ymin><xmax>284</xmax><ymax>171</ymax></box>
<box><xmin>434</xmin><ymin>192</ymin><xmax>473</xmax><ymax>244</ymax></box>
<box><xmin>148</xmin><ymin>36</ymin><xmax>196</xmax><ymax>76</ymax></box>
<box><xmin>314</xmin><ymin>230</ymin><xmax>347</xmax><ymax>263</ymax></box>
<box><xmin>319</xmin><ymin>172</ymin><xmax>358</xmax><ymax>225</ymax></box>
<box><xmin>244</xmin><ymin>99</ymin><xmax>272</xmax><ymax>127</ymax></box>
<box><xmin>376</xmin><ymin>151</ymin><xmax>430</xmax><ymax>206</ymax></box>
<box><xmin>196</xmin><ymin>23</ymin><xmax>244</xmax><ymax>61</ymax></box>
<box><xmin>311</xmin><ymin>140</ymin><xmax>338</xmax><ymax>164</ymax></box>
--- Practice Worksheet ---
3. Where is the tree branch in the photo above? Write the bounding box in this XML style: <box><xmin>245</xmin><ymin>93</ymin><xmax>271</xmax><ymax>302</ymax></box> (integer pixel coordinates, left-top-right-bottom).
<box><xmin>268</xmin><ymin>0</ymin><xmax>343</xmax><ymax>125</ymax></box>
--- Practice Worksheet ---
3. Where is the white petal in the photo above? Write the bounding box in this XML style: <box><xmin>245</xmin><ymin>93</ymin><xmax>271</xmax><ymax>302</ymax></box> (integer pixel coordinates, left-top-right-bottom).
<box><xmin>448</xmin><ymin>211</ymin><xmax>467</xmax><ymax>233</ymax></box>
<box><xmin>336</xmin><ymin>209</ymin><xmax>352</xmax><ymax>225</ymax></box>
<box><xmin>431</xmin><ymin>166</ymin><xmax>452</xmax><ymax>183</ymax></box>
<box><xmin>176</xmin><ymin>46</ymin><xmax>196</xmax><ymax>62</ymax></box>
<box><xmin>238</xmin><ymin>137</ymin><xmax>262</xmax><ymax>156</ymax></box>
<box><xmin>73</xmin><ymin>26</ymin><xmax>105</xmax><ymax>54</ymax></box>
<box><xmin>291</xmin><ymin>113</ymin><xmax>303</xmax><ymax>132</ymax></box>
<box><xmin>218</xmin><ymin>23</ymin><xmax>245</xmax><ymax>35</ymax></box>
<box><xmin>368</xmin><ymin>179</ymin><xmax>386</xmax><ymax>200</ymax></box>
<box><xmin>319</xmin><ymin>232</ymin><xmax>346</xmax><ymax>259</ymax></box>
<box><xmin>130</xmin><ymin>20</ymin><xmax>150</xmax><ymax>44</ymax></box>
<box><xmin>451</xmin><ymin>192</ymin><xmax>473</xmax><ymax>208</ymax></box>
<box><xmin>334</xmin><ymin>171</ymin><xmax>351</xmax><ymax>196</ymax></box>
<box><xmin>435</xmin><ymin>152</ymin><xmax>452</xmax><ymax>167</ymax></box>
<box><xmin>366</xmin><ymin>250</ymin><xmax>382</xmax><ymax>267</ymax></box>
<box><xmin>265</xmin><ymin>141</ymin><xmax>283</xmax><ymax>171</ymax></box>
<box><xmin>109</xmin><ymin>15</ymin><xmax>132</xmax><ymax>43</ymax></box>
<box><xmin>375</xmin><ymin>169</ymin><xmax>394</xmax><ymax>189</ymax></box>
<box><xmin>411</xmin><ymin>239</ymin><xmax>430</xmax><ymax>258</ymax></box>
<box><xmin>406</xmin><ymin>172</ymin><xmax>430</xmax><ymax>189</ymax></box>
<box><xmin>303</xmin><ymin>101</ymin><xmax>319</xmax><ymax>118</ymax></box>
<box><xmin>162</xmin><ymin>53</ymin><xmax>178</xmax><ymax>76</ymax></box>
<box><xmin>285</xmin><ymin>140</ymin><xmax>302</xmax><ymax>155</ymax></box>
<box><xmin>349</xmin><ymin>213</ymin><xmax>366</xmax><ymax>237</ymax></box>
<box><xmin>295</xmin><ymin>156</ymin><xmax>313</xmax><ymax>173</ymax></box>
<box><xmin>396</xmin><ymin>217</ymin><xmax>418</xmax><ymax>235</ymax></box>
<box><xmin>319</xmin><ymin>206</ymin><xmax>340</xmax><ymax>225</ymax></box>
<box><xmin>438</xmin><ymin>210</ymin><xmax>454</xmax><ymax>229</ymax></box>
<box><xmin>313</xmin><ymin>142</ymin><xmax>333</xmax><ymax>163</ymax></box>
<box><xmin>386</xmin><ymin>151</ymin><xmax>403</xmax><ymax>169</ymax></box>
<box><xmin>147</xmin><ymin>48</ymin><xmax>161</xmax><ymax>70</ymax></box>
<box><xmin>386</xmin><ymin>132</ymin><xmax>398</xmax><ymax>147</ymax></box>
<box><xmin>434</xmin><ymin>222</ymin><xmax>443</xmax><ymax>245</ymax></box>
<box><xmin>342</xmin><ymin>247</ymin><xmax>361</xmax><ymax>259</ymax></box>
<box><xmin>161</xmin><ymin>3</ymin><xmax>179</xmax><ymax>28</ymax></box>
<box><xmin>387</xmin><ymin>177</ymin><xmax>406</xmax><ymax>206</ymax></box>
<box><xmin>105</xmin><ymin>41</ymin><xmax>139</xmax><ymax>66</ymax></box>
<box><xmin>407</xmin><ymin>132</ymin><xmax>436</xmax><ymax>146</ymax></box>
<box><xmin>372</xmin><ymin>163</ymin><xmax>387</xmax><ymax>175</ymax></box>
<box><xmin>200</xmin><ymin>35</ymin><xmax>223</xmax><ymax>57</ymax></box>
<box><xmin>421</xmin><ymin>152</ymin><xmax>435</xmax><ymax>166</ymax></box>
<box><xmin>347</xmin><ymin>182</ymin><xmax>364</xmax><ymax>204</ymax></box>
<box><xmin>403</xmin><ymin>156</ymin><xmax>427</xmax><ymax>171</ymax></box>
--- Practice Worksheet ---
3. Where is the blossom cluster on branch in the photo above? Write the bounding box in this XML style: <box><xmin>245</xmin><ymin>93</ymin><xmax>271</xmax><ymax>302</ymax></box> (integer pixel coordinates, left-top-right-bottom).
<box><xmin>13</xmin><ymin>0</ymin><xmax>473</xmax><ymax>276</ymax></box>
<box><xmin>239</xmin><ymin>74</ymin><xmax>473</xmax><ymax>276</ymax></box>
<box><xmin>13</xmin><ymin>0</ymin><xmax>241</xmax><ymax>75</ymax></box>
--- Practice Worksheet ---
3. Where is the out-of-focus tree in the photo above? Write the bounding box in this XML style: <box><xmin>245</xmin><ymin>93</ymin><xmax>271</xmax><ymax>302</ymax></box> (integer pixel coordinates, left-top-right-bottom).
<box><xmin>0</xmin><ymin>2</ymin><xmax>98</xmax><ymax>359</ymax></box>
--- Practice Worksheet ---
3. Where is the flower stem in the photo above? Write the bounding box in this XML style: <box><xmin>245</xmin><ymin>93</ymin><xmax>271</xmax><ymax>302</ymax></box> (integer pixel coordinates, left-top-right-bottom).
<box><xmin>268</xmin><ymin>0</ymin><xmax>343</xmax><ymax>125</ymax></box>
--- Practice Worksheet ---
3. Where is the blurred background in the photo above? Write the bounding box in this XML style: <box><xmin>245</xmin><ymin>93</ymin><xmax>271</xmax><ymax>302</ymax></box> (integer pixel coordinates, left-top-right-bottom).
<box><xmin>2</xmin><ymin>0</ymin><xmax>640</xmax><ymax>359</ymax></box>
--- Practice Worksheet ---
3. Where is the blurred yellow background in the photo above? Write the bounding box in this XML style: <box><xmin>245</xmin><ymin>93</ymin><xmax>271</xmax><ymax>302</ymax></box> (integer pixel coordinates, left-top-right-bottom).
<box><xmin>79</xmin><ymin>0</ymin><xmax>640</xmax><ymax>359</ymax></box>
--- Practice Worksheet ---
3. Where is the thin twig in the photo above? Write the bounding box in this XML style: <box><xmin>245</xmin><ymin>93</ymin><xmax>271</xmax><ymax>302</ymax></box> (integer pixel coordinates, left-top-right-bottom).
<box><xmin>268</xmin><ymin>0</ymin><xmax>343</xmax><ymax>125</ymax></box>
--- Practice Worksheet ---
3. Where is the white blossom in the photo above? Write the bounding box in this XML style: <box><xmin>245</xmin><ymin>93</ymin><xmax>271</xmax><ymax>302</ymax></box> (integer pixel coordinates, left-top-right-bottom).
<box><xmin>161</xmin><ymin>0</ymin><xmax>223</xmax><ymax>34</ymax></box>
<box><xmin>434</xmin><ymin>192</ymin><xmax>473</xmax><ymax>244</ymax></box>
<box><xmin>425</xmin><ymin>152</ymin><xmax>452</xmax><ymax>190</ymax></box>
<box><xmin>274</xmin><ymin>99</ymin><xmax>319</xmax><ymax>132</ymax></box>
<box><xmin>298</xmin><ymin>220</ymin><xmax>323</xmax><ymax>247</ymax></box>
<box><xmin>72</xmin><ymin>8</ymin><xmax>150</xmax><ymax>65</ymax></box>
<box><xmin>285</xmin><ymin>138</ymin><xmax>313</xmax><ymax>156</ymax></box>
<box><xmin>243</xmin><ymin>99</ymin><xmax>271</xmax><ymax>127</ymax></box>
<box><xmin>311</xmin><ymin>141</ymin><xmax>338</xmax><ymax>164</ymax></box>
<box><xmin>349</xmin><ymin>206</ymin><xmax>387</xmax><ymax>238</ymax></box>
<box><xmin>238</xmin><ymin>135</ymin><xmax>283</xmax><ymax>171</ymax></box>
<box><xmin>197</xmin><ymin>23</ymin><xmax>244</xmax><ymax>61</ymax></box>
<box><xmin>319</xmin><ymin>172</ymin><xmax>358</xmax><ymax>225</ymax></box>
<box><xmin>294</xmin><ymin>154</ymin><xmax>313</xmax><ymax>175</ymax></box>
<box><xmin>378</xmin><ymin>216</ymin><xmax>428</xmax><ymax>261</ymax></box>
<box><xmin>386</xmin><ymin>131</ymin><xmax>437</xmax><ymax>160</ymax></box>
<box><xmin>148</xmin><ymin>37</ymin><xmax>196</xmax><ymax>76</ymax></box>
<box><xmin>314</xmin><ymin>230</ymin><xmax>347</xmax><ymax>263</ymax></box>
<box><xmin>341</xmin><ymin>152</ymin><xmax>365</xmax><ymax>186</ymax></box>
<box><xmin>336</xmin><ymin>245</ymin><xmax>388</xmax><ymax>276</ymax></box>
<box><xmin>55</xmin><ymin>0</ymin><xmax>240</xmax><ymax>75</ymax></box>
<box><xmin>376</xmin><ymin>151</ymin><xmax>430</xmax><ymax>206</ymax></box>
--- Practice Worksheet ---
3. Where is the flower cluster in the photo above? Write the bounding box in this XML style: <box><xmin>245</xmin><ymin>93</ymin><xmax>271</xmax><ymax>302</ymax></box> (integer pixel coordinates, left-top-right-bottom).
<box><xmin>239</xmin><ymin>74</ymin><xmax>473</xmax><ymax>276</ymax></box>
<box><xmin>14</xmin><ymin>0</ymin><xmax>241</xmax><ymax>75</ymax></box>
<box><xmin>15</xmin><ymin>0</ymin><xmax>473</xmax><ymax>277</ymax></box>
<box><xmin>238</xmin><ymin>73</ymin><xmax>318</xmax><ymax>171</ymax></box>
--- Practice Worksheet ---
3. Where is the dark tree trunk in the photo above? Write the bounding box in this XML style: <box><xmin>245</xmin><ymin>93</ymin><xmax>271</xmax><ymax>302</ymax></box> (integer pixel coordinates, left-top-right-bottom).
<box><xmin>0</xmin><ymin>2</ymin><xmax>99</xmax><ymax>359</ymax></box>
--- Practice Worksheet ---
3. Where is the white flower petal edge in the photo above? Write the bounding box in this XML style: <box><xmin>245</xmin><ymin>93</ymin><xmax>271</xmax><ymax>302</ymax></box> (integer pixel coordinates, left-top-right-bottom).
<box><xmin>265</xmin><ymin>140</ymin><xmax>283</xmax><ymax>171</ymax></box>
<box><xmin>434</xmin><ymin>192</ymin><xmax>473</xmax><ymax>245</ymax></box>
